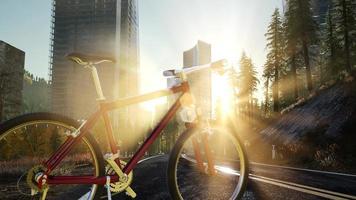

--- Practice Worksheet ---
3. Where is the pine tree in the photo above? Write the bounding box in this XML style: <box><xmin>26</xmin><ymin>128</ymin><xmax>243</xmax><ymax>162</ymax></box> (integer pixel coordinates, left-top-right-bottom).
<box><xmin>285</xmin><ymin>0</ymin><xmax>317</xmax><ymax>93</ymax></box>
<box><xmin>263</xmin><ymin>60</ymin><xmax>272</xmax><ymax>115</ymax></box>
<box><xmin>326</xmin><ymin>5</ymin><xmax>339</xmax><ymax>75</ymax></box>
<box><xmin>332</xmin><ymin>0</ymin><xmax>356</xmax><ymax>72</ymax></box>
<box><xmin>238</xmin><ymin>52</ymin><xmax>259</xmax><ymax>119</ymax></box>
<box><xmin>298</xmin><ymin>0</ymin><xmax>317</xmax><ymax>91</ymax></box>
<box><xmin>265</xmin><ymin>8</ymin><xmax>284</xmax><ymax>112</ymax></box>
<box><xmin>285</xmin><ymin>0</ymin><xmax>299</xmax><ymax>100</ymax></box>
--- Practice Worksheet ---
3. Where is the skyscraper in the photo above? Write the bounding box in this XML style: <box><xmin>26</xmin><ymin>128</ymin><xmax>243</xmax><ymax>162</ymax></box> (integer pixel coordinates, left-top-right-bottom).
<box><xmin>0</xmin><ymin>41</ymin><xmax>25</xmax><ymax>122</ymax></box>
<box><xmin>183</xmin><ymin>40</ymin><xmax>212</xmax><ymax>120</ymax></box>
<box><xmin>50</xmin><ymin>0</ymin><xmax>139</xmax><ymax>120</ymax></box>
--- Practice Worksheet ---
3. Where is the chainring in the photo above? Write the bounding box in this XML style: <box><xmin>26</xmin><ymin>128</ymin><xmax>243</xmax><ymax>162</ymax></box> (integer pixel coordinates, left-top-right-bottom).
<box><xmin>105</xmin><ymin>160</ymin><xmax>133</xmax><ymax>193</ymax></box>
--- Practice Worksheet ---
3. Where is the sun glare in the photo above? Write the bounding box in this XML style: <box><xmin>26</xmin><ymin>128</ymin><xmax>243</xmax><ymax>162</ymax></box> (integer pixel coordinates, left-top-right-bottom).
<box><xmin>212</xmin><ymin>73</ymin><xmax>235</xmax><ymax>119</ymax></box>
<box><xmin>215</xmin><ymin>166</ymin><xmax>239</xmax><ymax>176</ymax></box>
<box><xmin>139</xmin><ymin>53</ymin><xmax>168</xmax><ymax>112</ymax></box>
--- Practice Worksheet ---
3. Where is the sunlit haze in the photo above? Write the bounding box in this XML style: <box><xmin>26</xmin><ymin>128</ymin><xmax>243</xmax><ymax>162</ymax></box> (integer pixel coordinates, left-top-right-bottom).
<box><xmin>140</xmin><ymin>0</ymin><xmax>282</xmax><ymax>103</ymax></box>
<box><xmin>0</xmin><ymin>0</ymin><xmax>283</xmax><ymax>103</ymax></box>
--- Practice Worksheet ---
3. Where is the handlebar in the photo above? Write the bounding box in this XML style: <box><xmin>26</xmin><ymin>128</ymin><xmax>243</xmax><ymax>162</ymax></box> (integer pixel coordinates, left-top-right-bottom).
<box><xmin>163</xmin><ymin>59</ymin><xmax>227</xmax><ymax>77</ymax></box>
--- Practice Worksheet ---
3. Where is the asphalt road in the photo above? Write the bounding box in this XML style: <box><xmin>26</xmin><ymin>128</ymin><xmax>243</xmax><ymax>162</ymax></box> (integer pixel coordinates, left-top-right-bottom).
<box><xmin>112</xmin><ymin>155</ymin><xmax>356</xmax><ymax>200</ymax></box>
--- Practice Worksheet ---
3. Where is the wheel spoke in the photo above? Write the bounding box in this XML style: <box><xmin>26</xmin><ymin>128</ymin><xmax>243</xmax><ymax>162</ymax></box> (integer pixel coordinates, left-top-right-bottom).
<box><xmin>168</xmin><ymin>127</ymin><xmax>248</xmax><ymax>200</ymax></box>
<box><xmin>0</xmin><ymin>115</ymin><xmax>104</xmax><ymax>200</ymax></box>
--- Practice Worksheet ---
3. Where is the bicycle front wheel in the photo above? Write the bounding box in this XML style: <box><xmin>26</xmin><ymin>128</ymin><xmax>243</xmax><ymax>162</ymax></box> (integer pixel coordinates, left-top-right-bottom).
<box><xmin>168</xmin><ymin>125</ymin><xmax>248</xmax><ymax>200</ymax></box>
<box><xmin>0</xmin><ymin>113</ymin><xmax>105</xmax><ymax>200</ymax></box>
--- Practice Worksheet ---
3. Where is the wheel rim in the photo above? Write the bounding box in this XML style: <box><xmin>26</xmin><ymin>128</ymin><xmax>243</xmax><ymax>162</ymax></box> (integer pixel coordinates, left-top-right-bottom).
<box><xmin>173</xmin><ymin>128</ymin><xmax>247</xmax><ymax>200</ymax></box>
<box><xmin>0</xmin><ymin>120</ymin><xmax>100</xmax><ymax>200</ymax></box>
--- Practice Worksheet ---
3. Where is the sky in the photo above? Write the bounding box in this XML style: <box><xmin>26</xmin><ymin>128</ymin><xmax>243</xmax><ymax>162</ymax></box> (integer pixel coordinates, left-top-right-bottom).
<box><xmin>0</xmin><ymin>0</ymin><xmax>282</xmax><ymax>101</ymax></box>
<box><xmin>0</xmin><ymin>1</ymin><xmax>52</xmax><ymax>78</ymax></box>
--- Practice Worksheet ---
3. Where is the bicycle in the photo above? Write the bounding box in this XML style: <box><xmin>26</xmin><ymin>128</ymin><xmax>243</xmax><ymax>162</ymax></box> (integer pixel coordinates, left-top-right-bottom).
<box><xmin>0</xmin><ymin>52</ymin><xmax>248</xmax><ymax>200</ymax></box>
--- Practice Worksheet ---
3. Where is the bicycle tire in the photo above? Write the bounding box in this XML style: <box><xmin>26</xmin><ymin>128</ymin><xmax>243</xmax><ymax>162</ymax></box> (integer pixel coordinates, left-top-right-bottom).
<box><xmin>167</xmin><ymin>125</ymin><xmax>249</xmax><ymax>200</ymax></box>
<box><xmin>0</xmin><ymin>112</ymin><xmax>105</xmax><ymax>200</ymax></box>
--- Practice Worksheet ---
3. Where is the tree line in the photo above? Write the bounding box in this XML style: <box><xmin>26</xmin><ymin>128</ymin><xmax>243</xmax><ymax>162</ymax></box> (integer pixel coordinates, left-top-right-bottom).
<box><xmin>218</xmin><ymin>0</ymin><xmax>355</xmax><ymax>131</ymax></box>
<box><xmin>22</xmin><ymin>70</ymin><xmax>50</xmax><ymax>113</ymax></box>
<box><xmin>263</xmin><ymin>0</ymin><xmax>355</xmax><ymax>115</ymax></box>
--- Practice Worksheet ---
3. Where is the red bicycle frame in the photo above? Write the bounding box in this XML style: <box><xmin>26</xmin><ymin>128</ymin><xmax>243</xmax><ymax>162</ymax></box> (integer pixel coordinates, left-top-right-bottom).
<box><xmin>44</xmin><ymin>81</ymin><xmax>192</xmax><ymax>185</ymax></box>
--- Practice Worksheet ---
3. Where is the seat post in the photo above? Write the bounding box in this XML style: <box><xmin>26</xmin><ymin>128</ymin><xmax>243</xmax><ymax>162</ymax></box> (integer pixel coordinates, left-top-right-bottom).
<box><xmin>89</xmin><ymin>65</ymin><xmax>106</xmax><ymax>101</ymax></box>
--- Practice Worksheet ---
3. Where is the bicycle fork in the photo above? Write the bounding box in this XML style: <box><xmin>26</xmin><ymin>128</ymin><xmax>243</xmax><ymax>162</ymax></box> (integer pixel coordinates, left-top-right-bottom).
<box><xmin>191</xmin><ymin>134</ymin><xmax>216</xmax><ymax>175</ymax></box>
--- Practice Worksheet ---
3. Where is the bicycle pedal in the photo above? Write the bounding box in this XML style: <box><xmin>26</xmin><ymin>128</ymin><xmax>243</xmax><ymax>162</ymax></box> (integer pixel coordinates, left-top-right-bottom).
<box><xmin>125</xmin><ymin>186</ymin><xmax>136</xmax><ymax>198</ymax></box>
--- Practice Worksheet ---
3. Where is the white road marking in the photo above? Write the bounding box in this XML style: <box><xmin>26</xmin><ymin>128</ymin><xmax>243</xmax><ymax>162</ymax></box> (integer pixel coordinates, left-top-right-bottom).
<box><xmin>178</xmin><ymin>155</ymin><xmax>356</xmax><ymax>199</ymax></box>
<box><xmin>251</xmin><ymin>162</ymin><xmax>356</xmax><ymax>178</ymax></box>
<box><xmin>250</xmin><ymin>174</ymin><xmax>356</xmax><ymax>200</ymax></box>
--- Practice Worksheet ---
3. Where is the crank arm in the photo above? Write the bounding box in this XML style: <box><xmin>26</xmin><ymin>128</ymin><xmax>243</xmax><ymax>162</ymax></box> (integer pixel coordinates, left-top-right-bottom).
<box><xmin>105</xmin><ymin>155</ymin><xmax>136</xmax><ymax>198</ymax></box>
<box><xmin>40</xmin><ymin>187</ymin><xmax>49</xmax><ymax>200</ymax></box>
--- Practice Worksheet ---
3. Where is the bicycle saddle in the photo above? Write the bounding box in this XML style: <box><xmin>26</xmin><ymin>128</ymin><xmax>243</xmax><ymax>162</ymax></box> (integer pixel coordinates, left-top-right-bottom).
<box><xmin>66</xmin><ymin>52</ymin><xmax>116</xmax><ymax>65</ymax></box>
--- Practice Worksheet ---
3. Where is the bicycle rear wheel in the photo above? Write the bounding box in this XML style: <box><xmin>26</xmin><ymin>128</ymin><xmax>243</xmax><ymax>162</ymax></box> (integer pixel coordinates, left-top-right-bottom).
<box><xmin>168</xmin><ymin>126</ymin><xmax>248</xmax><ymax>200</ymax></box>
<box><xmin>0</xmin><ymin>113</ymin><xmax>105</xmax><ymax>200</ymax></box>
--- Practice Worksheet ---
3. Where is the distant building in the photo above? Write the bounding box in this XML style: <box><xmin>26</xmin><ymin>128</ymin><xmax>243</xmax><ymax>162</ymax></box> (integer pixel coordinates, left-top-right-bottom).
<box><xmin>0</xmin><ymin>41</ymin><xmax>25</xmax><ymax>121</ymax></box>
<box><xmin>183</xmin><ymin>40</ymin><xmax>212</xmax><ymax>120</ymax></box>
<box><xmin>50</xmin><ymin>0</ymin><xmax>140</xmax><ymax>120</ymax></box>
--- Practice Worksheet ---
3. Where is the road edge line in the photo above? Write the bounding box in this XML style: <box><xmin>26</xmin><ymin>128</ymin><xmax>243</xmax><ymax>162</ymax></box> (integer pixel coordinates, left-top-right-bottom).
<box><xmin>251</xmin><ymin>162</ymin><xmax>356</xmax><ymax>178</ymax></box>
